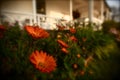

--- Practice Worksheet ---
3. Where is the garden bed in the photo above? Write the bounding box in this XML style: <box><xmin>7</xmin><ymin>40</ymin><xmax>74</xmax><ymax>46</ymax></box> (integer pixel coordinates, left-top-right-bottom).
<box><xmin>0</xmin><ymin>22</ymin><xmax>119</xmax><ymax>80</ymax></box>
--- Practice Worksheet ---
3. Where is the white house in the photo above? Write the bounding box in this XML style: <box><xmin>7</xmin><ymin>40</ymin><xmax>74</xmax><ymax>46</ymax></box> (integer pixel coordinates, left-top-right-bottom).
<box><xmin>0</xmin><ymin>0</ymin><xmax>111</xmax><ymax>29</ymax></box>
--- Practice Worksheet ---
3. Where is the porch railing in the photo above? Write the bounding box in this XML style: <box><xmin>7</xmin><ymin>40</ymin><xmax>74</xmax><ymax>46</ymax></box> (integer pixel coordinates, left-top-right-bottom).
<box><xmin>0</xmin><ymin>10</ymin><xmax>103</xmax><ymax>30</ymax></box>
<box><xmin>0</xmin><ymin>10</ymin><xmax>62</xmax><ymax>29</ymax></box>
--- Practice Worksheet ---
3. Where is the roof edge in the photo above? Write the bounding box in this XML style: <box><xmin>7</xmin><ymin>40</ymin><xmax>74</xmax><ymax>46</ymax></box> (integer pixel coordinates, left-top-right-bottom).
<box><xmin>104</xmin><ymin>0</ymin><xmax>112</xmax><ymax>11</ymax></box>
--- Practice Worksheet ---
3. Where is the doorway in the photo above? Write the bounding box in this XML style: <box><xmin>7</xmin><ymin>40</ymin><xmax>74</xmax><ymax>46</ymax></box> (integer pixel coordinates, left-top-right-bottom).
<box><xmin>36</xmin><ymin>0</ymin><xmax>46</xmax><ymax>14</ymax></box>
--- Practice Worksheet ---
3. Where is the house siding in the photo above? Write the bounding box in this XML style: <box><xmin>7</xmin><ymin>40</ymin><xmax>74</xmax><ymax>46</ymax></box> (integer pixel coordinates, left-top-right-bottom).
<box><xmin>1</xmin><ymin>0</ymin><xmax>33</xmax><ymax>14</ymax></box>
<box><xmin>73</xmin><ymin>0</ymin><xmax>89</xmax><ymax>18</ymax></box>
<box><xmin>46</xmin><ymin>0</ymin><xmax>70</xmax><ymax>20</ymax></box>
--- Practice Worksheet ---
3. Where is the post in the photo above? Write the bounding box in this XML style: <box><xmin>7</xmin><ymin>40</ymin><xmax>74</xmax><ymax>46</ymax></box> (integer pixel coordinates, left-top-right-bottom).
<box><xmin>0</xmin><ymin>2</ymin><xmax>2</xmax><ymax>24</ymax></box>
<box><xmin>70</xmin><ymin>0</ymin><xmax>73</xmax><ymax>20</ymax></box>
<box><xmin>101</xmin><ymin>0</ymin><xmax>104</xmax><ymax>21</ymax></box>
<box><xmin>88</xmin><ymin>0</ymin><xmax>94</xmax><ymax>24</ymax></box>
<box><xmin>32</xmin><ymin>0</ymin><xmax>37</xmax><ymax>24</ymax></box>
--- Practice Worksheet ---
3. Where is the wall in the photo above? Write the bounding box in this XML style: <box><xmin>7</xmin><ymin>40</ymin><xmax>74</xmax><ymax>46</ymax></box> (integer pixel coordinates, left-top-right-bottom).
<box><xmin>46</xmin><ymin>0</ymin><xmax>70</xmax><ymax>20</ymax></box>
<box><xmin>73</xmin><ymin>0</ymin><xmax>89</xmax><ymax>18</ymax></box>
<box><xmin>1</xmin><ymin>0</ymin><xmax>33</xmax><ymax>13</ymax></box>
<box><xmin>0</xmin><ymin>0</ymin><xmax>33</xmax><ymax>27</ymax></box>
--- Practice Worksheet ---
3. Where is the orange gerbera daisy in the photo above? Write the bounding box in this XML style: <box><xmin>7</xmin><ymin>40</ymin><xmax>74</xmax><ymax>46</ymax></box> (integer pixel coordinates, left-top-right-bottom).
<box><xmin>57</xmin><ymin>39</ymin><xmax>69</xmax><ymax>48</ymax></box>
<box><xmin>30</xmin><ymin>50</ymin><xmax>56</xmax><ymax>73</ymax></box>
<box><xmin>69</xmin><ymin>27</ymin><xmax>76</xmax><ymax>34</ymax></box>
<box><xmin>61</xmin><ymin>48</ymin><xmax>69</xmax><ymax>54</ymax></box>
<box><xmin>69</xmin><ymin>36</ymin><xmax>78</xmax><ymax>42</ymax></box>
<box><xmin>25</xmin><ymin>25</ymin><xmax>49</xmax><ymax>39</ymax></box>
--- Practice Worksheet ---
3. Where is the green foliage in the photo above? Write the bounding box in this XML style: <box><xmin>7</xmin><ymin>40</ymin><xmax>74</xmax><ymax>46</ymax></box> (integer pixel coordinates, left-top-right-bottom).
<box><xmin>0</xmin><ymin>23</ymin><xmax>118</xmax><ymax>80</ymax></box>
<box><xmin>102</xmin><ymin>20</ymin><xmax>120</xmax><ymax>46</ymax></box>
<box><xmin>102</xmin><ymin>20</ymin><xmax>120</xmax><ymax>33</ymax></box>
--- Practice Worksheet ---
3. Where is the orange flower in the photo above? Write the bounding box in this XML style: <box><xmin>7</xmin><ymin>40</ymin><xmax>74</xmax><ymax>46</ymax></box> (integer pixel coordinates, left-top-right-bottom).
<box><xmin>82</xmin><ymin>37</ymin><xmax>87</xmax><ymax>42</ymax></box>
<box><xmin>25</xmin><ymin>25</ymin><xmax>49</xmax><ymax>39</ymax></box>
<box><xmin>56</xmin><ymin>25</ymin><xmax>65</xmax><ymax>30</ymax></box>
<box><xmin>84</xmin><ymin>56</ymin><xmax>93</xmax><ymax>67</ymax></box>
<box><xmin>69</xmin><ymin>28</ymin><xmax>76</xmax><ymax>34</ymax></box>
<box><xmin>80</xmin><ymin>70</ymin><xmax>85</xmax><ymax>76</ymax></box>
<box><xmin>69</xmin><ymin>36</ymin><xmax>78</xmax><ymax>42</ymax></box>
<box><xmin>30</xmin><ymin>50</ymin><xmax>56</xmax><ymax>73</ymax></box>
<box><xmin>73</xmin><ymin>63</ymin><xmax>78</xmax><ymax>69</ymax></box>
<box><xmin>61</xmin><ymin>48</ymin><xmax>69</xmax><ymax>54</ymax></box>
<box><xmin>57</xmin><ymin>39</ymin><xmax>69</xmax><ymax>48</ymax></box>
<box><xmin>57</xmin><ymin>34</ymin><xmax>62</xmax><ymax>38</ymax></box>
<box><xmin>77</xmin><ymin>54</ymin><xmax>81</xmax><ymax>58</ymax></box>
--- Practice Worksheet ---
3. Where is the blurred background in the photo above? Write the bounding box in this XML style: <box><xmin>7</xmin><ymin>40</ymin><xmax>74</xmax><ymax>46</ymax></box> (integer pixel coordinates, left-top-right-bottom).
<box><xmin>106</xmin><ymin>0</ymin><xmax>120</xmax><ymax>22</ymax></box>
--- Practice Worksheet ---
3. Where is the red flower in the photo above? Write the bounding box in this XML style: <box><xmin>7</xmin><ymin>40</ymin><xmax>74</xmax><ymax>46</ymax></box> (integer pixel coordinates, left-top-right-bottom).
<box><xmin>69</xmin><ymin>28</ymin><xmax>76</xmax><ymax>34</ymax></box>
<box><xmin>30</xmin><ymin>50</ymin><xmax>56</xmax><ymax>73</ymax></box>
<box><xmin>61</xmin><ymin>48</ymin><xmax>69</xmax><ymax>54</ymax></box>
<box><xmin>25</xmin><ymin>25</ymin><xmax>49</xmax><ymax>39</ymax></box>
<box><xmin>0</xmin><ymin>25</ymin><xmax>5</xmax><ymax>30</ymax></box>
<box><xmin>0</xmin><ymin>25</ymin><xmax>6</xmax><ymax>38</ymax></box>
<box><xmin>69</xmin><ymin>36</ymin><xmax>78</xmax><ymax>42</ymax></box>
<box><xmin>57</xmin><ymin>39</ymin><xmax>69</xmax><ymax>48</ymax></box>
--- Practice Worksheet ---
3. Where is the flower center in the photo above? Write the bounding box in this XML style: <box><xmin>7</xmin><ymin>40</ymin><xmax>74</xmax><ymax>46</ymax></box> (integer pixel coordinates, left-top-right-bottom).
<box><xmin>39</xmin><ymin>62</ymin><xmax>45</xmax><ymax>68</ymax></box>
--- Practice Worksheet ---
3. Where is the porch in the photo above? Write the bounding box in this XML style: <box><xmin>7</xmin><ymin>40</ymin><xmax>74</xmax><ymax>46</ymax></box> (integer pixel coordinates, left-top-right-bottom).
<box><xmin>1</xmin><ymin>10</ymin><xmax>103</xmax><ymax>30</ymax></box>
<box><xmin>0</xmin><ymin>0</ymin><xmax>110</xmax><ymax>29</ymax></box>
